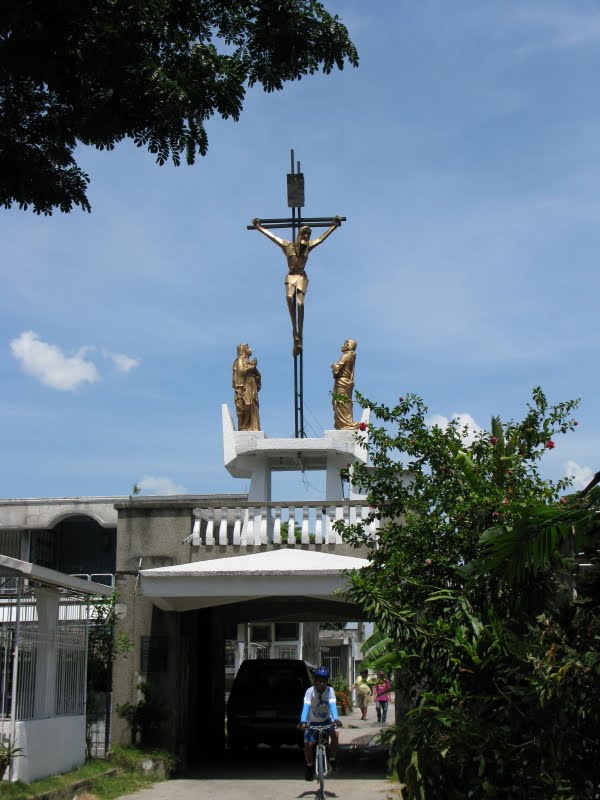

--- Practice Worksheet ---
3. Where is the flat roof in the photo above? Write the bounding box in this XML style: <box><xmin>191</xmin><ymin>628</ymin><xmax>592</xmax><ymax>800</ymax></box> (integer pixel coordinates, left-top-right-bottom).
<box><xmin>0</xmin><ymin>555</ymin><xmax>113</xmax><ymax>596</ymax></box>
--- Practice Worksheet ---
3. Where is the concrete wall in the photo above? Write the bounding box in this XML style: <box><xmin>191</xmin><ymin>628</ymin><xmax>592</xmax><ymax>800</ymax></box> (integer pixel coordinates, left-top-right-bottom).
<box><xmin>0</xmin><ymin>498</ymin><xmax>120</xmax><ymax>530</ymax></box>
<box><xmin>9</xmin><ymin>716</ymin><xmax>85</xmax><ymax>783</ymax></box>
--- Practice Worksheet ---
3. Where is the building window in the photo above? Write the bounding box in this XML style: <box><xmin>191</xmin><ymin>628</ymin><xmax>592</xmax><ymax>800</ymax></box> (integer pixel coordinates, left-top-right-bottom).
<box><xmin>0</xmin><ymin>530</ymin><xmax>22</xmax><ymax>560</ymax></box>
<box><xmin>249</xmin><ymin>624</ymin><xmax>271</xmax><ymax>643</ymax></box>
<box><xmin>274</xmin><ymin>623</ymin><xmax>299</xmax><ymax>642</ymax></box>
<box><xmin>140</xmin><ymin>635</ymin><xmax>168</xmax><ymax>674</ymax></box>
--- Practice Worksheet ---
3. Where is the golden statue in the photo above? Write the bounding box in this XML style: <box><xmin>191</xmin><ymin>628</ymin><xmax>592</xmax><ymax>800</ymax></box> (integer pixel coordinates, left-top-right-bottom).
<box><xmin>252</xmin><ymin>217</ymin><xmax>342</xmax><ymax>356</ymax></box>
<box><xmin>331</xmin><ymin>339</ymin><xmax>359</xmax><ymax>430</ymax></box>
<box><xmin>232</xmin><ymin>343</ymin><xmax>261</xmax><ymax>431</ymax></box>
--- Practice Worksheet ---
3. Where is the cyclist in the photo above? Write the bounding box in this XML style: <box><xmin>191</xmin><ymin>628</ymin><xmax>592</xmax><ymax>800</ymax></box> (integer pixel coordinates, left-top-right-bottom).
<box><xmin>299</xmin><ymin>665</ymin><xmax>342</xmax><ymax>780</ymax></box>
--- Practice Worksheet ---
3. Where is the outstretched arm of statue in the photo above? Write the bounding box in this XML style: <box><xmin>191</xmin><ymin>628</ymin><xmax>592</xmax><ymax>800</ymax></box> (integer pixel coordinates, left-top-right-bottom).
<box><xmin>251</xmin><ymin>218</ymin><xmax>289</xmax><ymax>249</ymax></box>
<box><xmin>308</xmin><ymin>216</ymin><xmax>342</xmax><ymax>250</ymax></box>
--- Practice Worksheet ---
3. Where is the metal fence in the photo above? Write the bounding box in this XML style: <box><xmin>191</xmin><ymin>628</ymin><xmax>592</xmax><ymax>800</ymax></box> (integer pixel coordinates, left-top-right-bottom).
<box><xmin>322</xmin><ymin>646</ymin><xmax>343</xmax><ymax>679</ymax></box>
<box><xmin>0</xmin><ymin>587</ymin><xmax>89</xmax><ymax>722</ymax></box>
<box><xmin>272</xmin><ymin>645</ymin><xmax>298</xmax><ymax>659</ymax></box>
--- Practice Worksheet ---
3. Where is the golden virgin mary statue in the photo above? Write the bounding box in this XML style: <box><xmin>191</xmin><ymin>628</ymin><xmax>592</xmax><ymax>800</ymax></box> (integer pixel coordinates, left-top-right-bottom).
<box><xmin>232</xmin><ymin>343</ymin><xmax>261</xmax><ymax>431</ymax></box>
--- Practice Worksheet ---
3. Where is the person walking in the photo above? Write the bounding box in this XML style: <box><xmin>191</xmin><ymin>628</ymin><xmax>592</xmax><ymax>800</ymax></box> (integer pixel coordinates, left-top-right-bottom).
<box><xmin>374</xmin><ymin>671</ymin><xmax>392</xmax><ymax>724</ymax></box>
<box><xmin>352</xmin><ymin>669</ymin><xmax>372</xmax><ymax>721</ymax></box>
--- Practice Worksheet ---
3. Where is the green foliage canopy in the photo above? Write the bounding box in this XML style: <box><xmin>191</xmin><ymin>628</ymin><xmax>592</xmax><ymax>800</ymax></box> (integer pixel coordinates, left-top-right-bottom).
<box><xmin>339</xmin><ymin>388</ymin><xmax>600</xmax><ymax>798</ymax></box>
<box><xmin>0</xmin><ymin>0</ymin><xmax>358</xmax><ymax>214</ymax></box>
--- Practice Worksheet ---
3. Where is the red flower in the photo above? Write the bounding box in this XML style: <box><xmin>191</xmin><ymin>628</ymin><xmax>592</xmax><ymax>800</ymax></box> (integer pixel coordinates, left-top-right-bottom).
<box><xmin>502</xmin><ymin>498</ymin><xmax>509</xmax><ymax>505</ymax></box>
<box><xmin>490</xmin><ymin>436</ymin><xmax>498</xmax><ymax>445</ymax></box>
<box><xmin>545</xmin><ymin>440</ymin><xmax>555</xmax><ymax>449</ymax></box>
<box><xmin>560</xmin><ymin>497</ymin><xmax>568</xmax><ymax>505</ymax></box>
<box><xmin>574</xmin><ymin>421</ymin><xmax>579</xmax><ymax>426</ymax></box>
<box><xmin>399</xmin><ymin>396</ymin><xmax>404</xmax><ymax>402</ymax></box>
<box><xmin>358</xmin><ymin>422</ymin><xmax>368</xmax><ymax>431</ymax></box>
<box><xmin>492</xmin><ymin>511</ymin><xmax>500</xmax><ymax>518</ymax></box>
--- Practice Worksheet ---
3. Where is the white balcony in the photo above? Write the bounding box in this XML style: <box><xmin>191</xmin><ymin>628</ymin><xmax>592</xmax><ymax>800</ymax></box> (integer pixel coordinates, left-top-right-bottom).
<box><xmin>188</xmin><ymin>500</ymin><xmax>378</xmax><ymax>548</ymax></box>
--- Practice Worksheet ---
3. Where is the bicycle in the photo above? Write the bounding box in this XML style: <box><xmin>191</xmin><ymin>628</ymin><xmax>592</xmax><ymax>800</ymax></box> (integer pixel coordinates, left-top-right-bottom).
<box><xmin>306</xmin><ymin>723</ymin><xmax>337</xmax><ymax>800</ymax></box>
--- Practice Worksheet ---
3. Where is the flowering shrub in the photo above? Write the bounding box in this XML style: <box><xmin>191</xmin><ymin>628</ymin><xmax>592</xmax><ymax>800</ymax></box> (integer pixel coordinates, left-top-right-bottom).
<box><xmin>331</xmin><ymin>674</ymin><xmax>353</xmax><ymax>712</ymax></box>
<box><xmin>338</xmin><ymin>388</ymin><xmax>600</xmax><ymax>798</ymax></box>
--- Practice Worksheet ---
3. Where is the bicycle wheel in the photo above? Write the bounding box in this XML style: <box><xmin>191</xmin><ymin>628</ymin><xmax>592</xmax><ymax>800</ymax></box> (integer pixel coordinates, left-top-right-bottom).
<box><xmin>316</xmin><ymin>746</ymin><xmax>326</xmax><ymax>800</ymax></box>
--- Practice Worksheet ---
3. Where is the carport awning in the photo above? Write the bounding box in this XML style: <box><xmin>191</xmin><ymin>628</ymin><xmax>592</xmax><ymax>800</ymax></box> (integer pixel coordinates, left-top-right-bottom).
<box><xmin>139</xmin><ymin>549</ymin><xmax>369</xmax><ymax>613</ymax></box>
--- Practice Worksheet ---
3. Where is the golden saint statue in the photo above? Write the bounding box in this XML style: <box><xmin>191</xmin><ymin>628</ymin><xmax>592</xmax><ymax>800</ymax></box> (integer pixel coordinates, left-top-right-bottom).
<box><xmin>252</xmin><ymin>217</ymin><xmax>342</xmax><ymax>356</ymax></box>
<box><xmin>232</xmin><ymin>343</ymin><xmax>261</xmax><ymax>431</ymax></box>
<box><xmin>331</xmin><ymin>339</ymin><xmax>359</xmax><ymax>430</ymax></box>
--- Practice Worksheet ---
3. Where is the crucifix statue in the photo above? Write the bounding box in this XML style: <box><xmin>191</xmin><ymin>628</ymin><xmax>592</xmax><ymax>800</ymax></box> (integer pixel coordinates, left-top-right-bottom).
<box><xmin>252</xmin><ymin>217</ymin><xmax>342</xmax><ymax>356</ymax></box>
<box><xmin>247</xmin><ymin>149</ymin><xmax>346</xmax><ymax>438</ymax></box>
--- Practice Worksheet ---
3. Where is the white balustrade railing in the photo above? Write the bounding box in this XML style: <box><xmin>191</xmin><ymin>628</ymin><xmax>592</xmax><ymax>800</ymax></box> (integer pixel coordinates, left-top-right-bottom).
<box><xmin>189</xmin><ymin>501</ymin><xmax>379</xmax><ymax>547</ymax></box>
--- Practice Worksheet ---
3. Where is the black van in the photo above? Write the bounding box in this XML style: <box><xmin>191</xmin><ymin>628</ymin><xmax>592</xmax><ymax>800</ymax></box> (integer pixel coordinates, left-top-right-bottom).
<box><xmin>227</xmin><ymin>659</ymin><xmax>313</xmax><ymax>749</ymax></box>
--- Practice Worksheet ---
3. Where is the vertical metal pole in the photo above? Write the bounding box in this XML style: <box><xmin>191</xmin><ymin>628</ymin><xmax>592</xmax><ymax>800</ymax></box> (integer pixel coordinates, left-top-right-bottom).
<box><xmin>293</xmin><ymin>311</ymin><xmax>299</xmax><ymax>438</ymax></box>
<box><xmin>291</xmin><ymin>150</ymin><xmax>299</xmax><ymax>438</ymax></box>
<box><xmin>297</xmin><ymin>159</ymin><xmax>305</xmax><ymax>438</ymax></box>
<box><xmin>299</xmin><ymin>351</ymin><xmax>304</xmax><ymax>437</ymax></box>
<box><xmin>8</xmin><ymin>576</ymin><xmax>23</xmax><ymax>781</ymax></box>
<box><xmin>288</xmin><ymin>149</ymin><xmax>306</xmax><ymax>438</ymax></box>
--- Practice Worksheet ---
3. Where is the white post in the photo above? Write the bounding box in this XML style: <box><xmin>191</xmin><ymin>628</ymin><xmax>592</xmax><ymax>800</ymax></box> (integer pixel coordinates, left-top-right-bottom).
<box><xmin>218</xmin><ymin>508</ymin><xmax>228</xmax><ymax>545</ymax></box>
<box><xmin>33</xmin><ymin>586</ymin><xmax>60</xmax><ymax>720</ymax></box>
<box><xmin>248</xmin><ymin>458</ymin><xmax>272</xmax><ymax>502</ymax></box>
<box><xmin>287</xmin><ymin>507</ymin><xmax>296</xmax><ymax>547</ymax></box>
<box><xmin>233</xmin><ymin>507</ymin><xmax>242</xmax><ymax>545</ymax></box>
<box><xmin>205</xmin><ymin>509</ymin><xmax>215</xmax><ymax>546</ymax></box>
<box><xmin>326</xmin><ymin>457</ymin><xmax>345</xmax><ymax>501</ymax></box>
<box><xmin>8</xmin><ymin>576</ymin><xmax>23</xmax><ymax>780</ymax></box>
<box><xmin>301</xmin><ymin>506</ymin><xmax>310</xmax><ymax>544</ymax></box>
<box><xmin>273</xmin><ymin>506</ymin><xmax>282</xmax><ymax>545</ymax></box>
<box><xmin>315</xmin><ymin>508</ymin><xmax>323</xmax><ymax>545</ymax></box>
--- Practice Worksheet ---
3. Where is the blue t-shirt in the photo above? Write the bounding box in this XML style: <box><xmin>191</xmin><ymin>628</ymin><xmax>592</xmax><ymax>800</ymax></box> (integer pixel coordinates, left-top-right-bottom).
<box><xmin>300</xmin><ymin>685</ymin><xmax>339</xmax><ymax>724</ymax></box>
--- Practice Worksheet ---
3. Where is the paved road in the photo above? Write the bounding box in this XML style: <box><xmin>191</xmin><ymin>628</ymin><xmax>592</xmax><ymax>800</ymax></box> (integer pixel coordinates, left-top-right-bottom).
<box><xmin>119</xmin><ymin>708</ymin><xmax>400</xmax><ymax>800</ymax></box>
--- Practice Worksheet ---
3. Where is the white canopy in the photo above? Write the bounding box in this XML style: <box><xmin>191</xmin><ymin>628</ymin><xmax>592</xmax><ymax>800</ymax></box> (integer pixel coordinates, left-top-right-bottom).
<box><xmin>139</xmin><ymin>549</ymin><xmax>369</xmax><ymax>613</ymax></box>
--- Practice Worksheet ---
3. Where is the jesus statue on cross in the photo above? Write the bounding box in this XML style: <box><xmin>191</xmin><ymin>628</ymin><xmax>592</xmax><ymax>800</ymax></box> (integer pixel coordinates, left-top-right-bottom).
<box><xmin>252</xmin><ymin>216</ymin><xmax>342</xmax><ymax>356</ymax></box>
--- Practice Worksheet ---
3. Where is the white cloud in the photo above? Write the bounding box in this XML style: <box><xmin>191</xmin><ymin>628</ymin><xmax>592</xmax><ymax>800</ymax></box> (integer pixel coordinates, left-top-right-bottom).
<box><xmin>137</xmin><ymin>476</ymin><xmax>187</xmax><ymax>495</ymax></box>
<box><xmin>10</xmin><ymin>331</ymin><xmax>100</xmax><ymax>391</ymax></box>
<box><xmin>102</xmin><ymin>350</ymin><xmax>141</xmax><ymax>373</ymax></box>
<box><xmin>10</xmin><ymin>331</ymin><xmax>141</xmax><ymax>390</ymax></box>
<box><xmin>426</xmin><ymin>412</ymin><xmax>484</xmax><ymax>445</ymax></box>
<box><xmin>563</xmin><ymin>459</ymin><xmax>594</xmax><ymax>491</ymax></box>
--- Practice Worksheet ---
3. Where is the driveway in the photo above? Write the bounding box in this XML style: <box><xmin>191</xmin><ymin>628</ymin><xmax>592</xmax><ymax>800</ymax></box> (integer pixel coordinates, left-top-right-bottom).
<box><xmin>118</xmin><ymin>708</ymin><xmax>401</xmax><ymax>800</ymax></box>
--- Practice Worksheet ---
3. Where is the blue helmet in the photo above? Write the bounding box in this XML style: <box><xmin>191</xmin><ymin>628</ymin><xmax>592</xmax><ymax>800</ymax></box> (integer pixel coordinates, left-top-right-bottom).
<box><xmin>314</xmin><ymin>666</ymin><xmax>330</xmax><ymax>679</ymax></box>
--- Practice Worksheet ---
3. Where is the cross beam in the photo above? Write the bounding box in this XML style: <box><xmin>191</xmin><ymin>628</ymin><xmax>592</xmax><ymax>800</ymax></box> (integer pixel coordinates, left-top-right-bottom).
<box><xmin>246</xmin><ymin>217</ymin><xmax>346</xmax><ymax>230</ymax></box>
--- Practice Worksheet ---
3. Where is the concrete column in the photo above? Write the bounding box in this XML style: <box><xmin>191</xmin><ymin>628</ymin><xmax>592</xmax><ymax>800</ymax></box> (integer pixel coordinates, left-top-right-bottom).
<box><xmin>325</xmin><ymin>458</ymin><xmax>345</xmax><ymax>500</ymax></box>
<box><xmin>248</xmin><ymin>458</ymin><xmax>272</xmax><ymax>502</ymax></box>
<box><xmin>195</xmin><ymin>608</ymin><xmax>225</xmax><ymax>756</ymax></box>
<box><xmin>302</xmin><ymin>622</ymin><xmax>320</xmax><ymax>666</ymax></box>
<box><xmin>33</xmin><ymin>586</ymin><xmax>59</xmax><ymax>718</ymax></box>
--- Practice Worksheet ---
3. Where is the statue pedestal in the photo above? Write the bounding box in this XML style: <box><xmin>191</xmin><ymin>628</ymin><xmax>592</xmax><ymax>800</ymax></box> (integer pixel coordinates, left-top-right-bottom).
<box><xmin>222</xmin><ymin>405</ymin><xmax>370</xmax><ymax>502</ymax></box>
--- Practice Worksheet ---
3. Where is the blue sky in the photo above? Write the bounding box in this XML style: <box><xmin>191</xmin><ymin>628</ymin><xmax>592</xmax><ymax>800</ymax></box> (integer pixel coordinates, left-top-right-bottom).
<box><xmin>2</xmin><ymin>1</ymin><xmax>599</xmax><ymax>499</ymax></box>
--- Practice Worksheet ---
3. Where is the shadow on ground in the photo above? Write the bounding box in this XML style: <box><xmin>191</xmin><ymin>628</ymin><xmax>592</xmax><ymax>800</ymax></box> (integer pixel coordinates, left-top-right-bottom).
<box><xmin>183</xmin><ymin>742</ymin><xmax>388</xmax><ymax>782</ymax></box>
